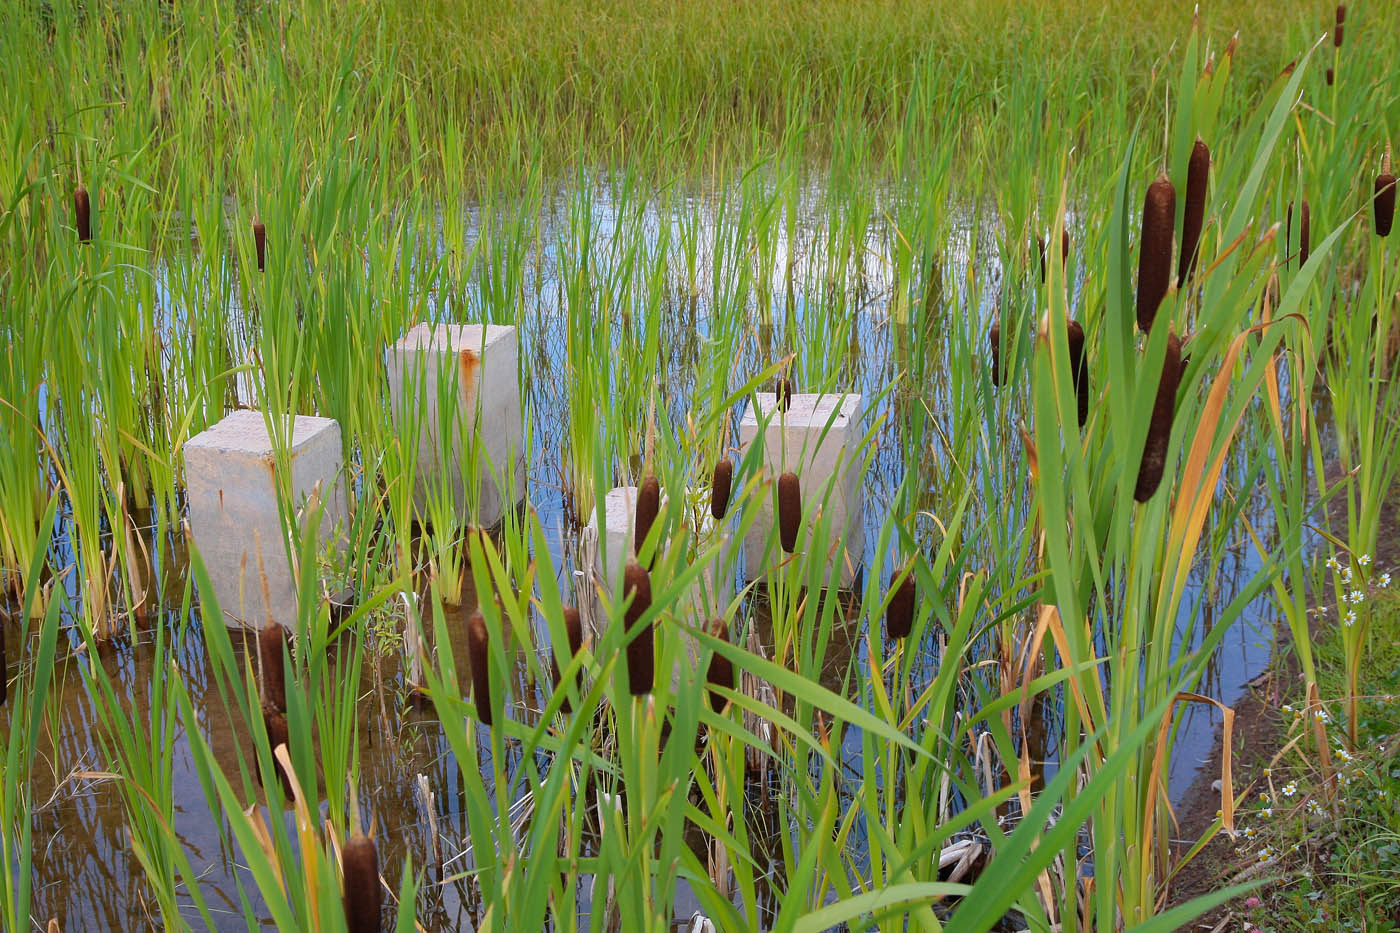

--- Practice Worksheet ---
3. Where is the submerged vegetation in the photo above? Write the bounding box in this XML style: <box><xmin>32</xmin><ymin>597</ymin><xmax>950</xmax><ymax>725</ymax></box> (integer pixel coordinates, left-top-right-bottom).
<box><xmin>2</xmin><ymin>0</ymin><xmax>1400</xmax><ymax>930</ymax></box>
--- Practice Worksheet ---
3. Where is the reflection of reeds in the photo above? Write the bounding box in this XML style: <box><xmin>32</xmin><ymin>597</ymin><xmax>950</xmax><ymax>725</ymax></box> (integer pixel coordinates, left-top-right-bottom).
<box><xmin>1376</xmin><ymin>152</ymin><xmax>1395</xmax><ymax>238</ymax></box>
<box><xmin>885</xmin><ymin>565</ymin><xmax>915</xmax><ymax>641</ymax></box>
<box><xmin>710</xmin><ymin>459</ymin><xmax>732</xmax><ymax>520</ymax></box>
<box><xmin>705</xmin><ymin>618</ymin><xmax>733</xmax><ymax>712</ymax></box>
<box><xmin>342</xmin><ymin>834</ymin><xmax>381</xmax><ymax>933</ymax></box>
<box><xmin>776</xmin><ymin>472</ymin><xmax>801</xmax><ymax>553</ymax></box>
<box><xmin>1137</xmin><ymin>174</ymin><xmax>1175</xmax><ymax>332</ymax></box>
<box><xmin>1134</xmin><ymin>331</ymin><xmax>1184</xmax><ymax>502</ymax></box>
<box><xmin>552</xmin><ymin>607</ymin><xmax>583</xmax><ymax>713</ymax></box>
<box><xmin>1066</xmin><ymin>321</ymin><xmax>1089</xmax><ymax>427</ymax></box>
<box><xmin>634</xmin><ymin>475</ymin><xmax>660</xmax><ymax>560</ymax></box>
<box><xmin>74</xmin><ymin>186</ymin><xmax>91</xmax><ymax>242</ymax></box>
<box><xmin>258</xmin><ymin>623</ymin><xmax>288</xmax><ymax>714</ymax></box>
<box><xmin>623</xmin><ymin>560</ymin><xmax>653</xmax><ymax>695</ymax></box>
<box><xmin>1178</xmin><ymin>140</ymin><xmax>1209</xmax><ymax>285</ymax></box>
<box><xmin>467</xmin><ymin>610</ymin><xmax>493</xmax><ymax>726</ymax></box>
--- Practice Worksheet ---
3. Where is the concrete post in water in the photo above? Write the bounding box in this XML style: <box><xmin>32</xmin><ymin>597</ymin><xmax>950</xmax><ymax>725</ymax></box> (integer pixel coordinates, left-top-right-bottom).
<box><xmin>385</xmin><ymin>323</ymin><xmax>525</xmax><ymax>528</ymax></box>
<box><xmin>738</xmin><ymin>392</ymin><xmax>864</xmax><ymax>587</ymax></box>
<box><xmin>184</xmin><ymin>410</ymin><xmax>348</xmax><ymax>631</ymax></box>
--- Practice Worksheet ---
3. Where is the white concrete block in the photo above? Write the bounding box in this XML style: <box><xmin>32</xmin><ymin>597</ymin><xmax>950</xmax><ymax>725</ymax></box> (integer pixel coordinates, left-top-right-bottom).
<box><xmin>385</xmin><ymin>323</ymin><xmax>525</xmax><ymax>527</ymax></box>
<box><xmin>184</xmin><ymin>410</ymin><xmax>348</xmax><ymax>630</ymax></box>
<box><xmin>738</xmin><ymin>393</ymin><xmax>865</xmax><ymax>587</ymax></box>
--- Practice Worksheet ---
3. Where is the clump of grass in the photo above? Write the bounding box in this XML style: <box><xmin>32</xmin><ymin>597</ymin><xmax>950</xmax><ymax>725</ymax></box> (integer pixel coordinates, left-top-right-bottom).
<box><xmin>551</xmin><ymin>606</ymin><xmax>583</xmax><ymax>713</ymax></box>
<box><xmin>776</xmin><ymin>472</ymin><xmax>801</xmax><ymax>553</ymax></box>
<box><xmin>1134</xmin><ymin>331</ymin><xmax>1183</xmax><ymax>502</ymax></box>
<box><xmin>1179</xmin><ymin>139</ymin><xmax>1210</xmax><ymax>285</ymax></box>
<box><xmin>1375</xmin><ymin>151</ymin><xmax>1395</xmax><ymax>238</ymax></box>
<box><xmin>74</xmin><ymin>185</ymin><xmax>91</xmax><ymax>242</ymax></box>
<box><xmin>467</xmin><ymin>609</ymin><xmax>493</xmax><ymax>726</ymax></box>
<box><xmin>710</xmin><ymin>459</ymin><xmax>732</xmax><ymax>520</ymax></box>
<box><xmin>634</xmin><ymin>475</ymin><xmax>660</xmax><ymax>560</ymax></box>
<box><xmin>623</xmin><ymin>559</ymin><xmax>653</xmax><ymax>695</ymax></box>
<box><xmin>704</xmin><ymin>618</ymin><xmax>733</xmax><ymax>713</ymax></box>
<box><xmin>1137</xmin><ymin>173</ymin><xmax>1176</xmax><ymax>332</ymax></box>
<box><xmin>341</xmin><ymin>834</ymin><xmax>381</xmax><ymax>933</ymax></box>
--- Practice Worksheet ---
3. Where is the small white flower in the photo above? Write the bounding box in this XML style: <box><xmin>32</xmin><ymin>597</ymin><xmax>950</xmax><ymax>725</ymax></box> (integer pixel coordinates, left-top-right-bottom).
<box><xmin>1336</xmin><ymin>747</ymin><xmax>1353</xmax><ymax>762</ymax></box>
<box><xmin>1341</xmin><ymin>567</ymin><xmax>1354</xmax><ymax>585</ymax></box>
<box><xmin>1327</xmin><ymin>556</ymin><xmax>1342</xmax><ymax>572</ymax></box>
<box><xmin>1359</xmin><ymin>553</ymin><xmax>1372</xmax><ymax>566</ymax></box>
<box><xmin>1306</xmin><ymin>799</ymin><xmax>1323</xmax><ymax>814</ymax></box>
<box><xmin>1349</xmin><ymin>589</ymin><xmax>1366</xmax><ymax>605</ymax></box>
<box><xmin>1261</xmin><ymin>807</ymin><xmax>1273</xmax><ymax>817</ymax></box>
<box><xmin>1344</xmin><ymin>610</ymin><xmax>1357</xmax><ymax>627</ymax></box>
<box><xmin>1380</xmin><ymin>572</ymin><xmax>1391</xmax><ymax>588</ymax></box>
<box><xmin>1318</xmin><ymin>709</ymin><xmax>1331</xmax><ymax>723</ymax></box>
<box><xmin>1282</xmin><ymin>782</ymin><xmax>1299</xmax><ymax>797</ymax></box>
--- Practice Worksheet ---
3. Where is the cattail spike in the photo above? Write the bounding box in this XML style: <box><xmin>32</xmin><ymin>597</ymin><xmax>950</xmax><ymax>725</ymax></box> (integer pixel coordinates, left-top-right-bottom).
<box><xmin>74</xmin><ymin>186</ymin><xmax>91</xmax><ymax>243</ymax></box>
<box><xmin>775</xmin><ymin>377</ymin><xmax>793</xmax><ymax>412</ymax></box>
<box><xmin>1137</xmin><ymin>173</ymin><xmax>1176</xmax><ymax>332</ymax></box>
<box><xmin>710</xmin><ymin>459</ymin><xmax>733</xmax><ymax>521</ymax></box>
<box><xmin>1134</xmin><ymin>332</ymin><xmax>1184</xmax><ymax>502</ymax></box>
<box><xmin>885</xmin><ymin>564</ymin><xmax>916</xmax><ymax>641</ymax></box>
<box><xmin>634</xmin><ymin>475</ymin><xmax>660</xmax><ymax>560</ymax></box>
<box><xmin>1334</xmin><ymin>22</ymin><xmax>1343</xmax><ymax>47</ymax></box>
<box><xmin>467</xmin><ymin>610</ymin><xmax>493</xmax><ymax>727</ymax></box>
<box><xmin>1326</xmin><ymin>67</ymin><xmax>1335</xmax><ymax>86</ymax></box>
<box><xmin>258</xmin><ymin>623</ymin><xmax>289</xmax><ymax>714</ymax></box>
<box><xmin>1178</xmin><ymin>140</ymin><xmax>1210</xmax><ymax>286</ymax></box>
<box><xmin>989</xmin><ymin>319</ymin><xmax>1005</xmax><ymax>387</ymax></box>
<box><xmin>260</xmin><ymin>704</ymin><xmax>293</xmax><ymax>796</ymax></box>
<box><xmin>342</xmin><ymin>834</ymin><xmax>382</xmax><ymax>933</ymax></box>
<box><xmin>1066</xmin><ymin>321</ymin><xmax>1089</xmax><ymax>428</ymax></box>
<box><xmin>1299</xmin><ymin>200</ymin><xmax>1311</xmax><ymax>265</ymax></box>
<box><xmin>776</xmin><ymin>472</ymin><xmax>801</xmax><ymax>554</ymax></box>
<box><xmin>551</xmin><ymin>607</ymin><xmax>583</xmax><ymax>713</ymax></box>
<box><xmin>705</xmin><ymin>618</ymin><xmax>734</xmax><ymax>713</ymax></box>
<box><xmin>253</xmin><ymin>219</ymin><xmax>266</xmax><ymax>271</ymax></box>
<box><xmin>1376</xmin><ymin>155</ymin><xmax>1397</xmax><ymax>238</ymax></box>
<box><xmin>1036</xmin><ymin>235</ymin><xmax>1047</xmax><ymax>283</ymax></box>
<box><xmin>623</xmin><ymin>560</ymin><xmax>653</xmax><ymax>695</ymax></box>
<box><xmin>1061</xmin><ymin>228</ymin><xmax>1070</xmax><ymax>267</ymax></box>
<box><xmin>1336</xmin><ymin>3</ymin><xmax>1346</xmax><ymax>24</ymax></box>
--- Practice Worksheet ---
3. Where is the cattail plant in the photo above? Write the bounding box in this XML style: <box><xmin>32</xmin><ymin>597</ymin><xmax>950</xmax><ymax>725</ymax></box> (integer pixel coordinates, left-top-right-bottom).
<box><xmin>776</xmin><ymin>472</ymin><xmax>801</xmax><ymax>554</ymax></box>
<box><xmin>1066</xmin><ymin>320</ymin><xmax>1089</xmax><ymax>428</ymax></box>
<box><xmin>705</xmin><ymin>617</ymin><xmax>733</xmax><ymax>713</ymax></box>
<box><xmin>710</xmin><ymin>458</ymin><xmax>733</xmax><ymax>520</ymax></box>
<box><xmin>1287</xmin><ymin>200</ymin><xmax>1311</xmax><ymax>265</ymax></box>
<box><xmin>634</xmin><ymin>474</ymin><xmax>660</xmax><ymax>560</ymax></box>
<box><xmin>885</xmin><ymin>563</ymin><xmax>916</xmax><ymax>641</ymax></box>
<box><xmin>342</xmin><ymin>834</ymin><xmax>382</xmax><ymax>933</ymax></box>
<box><xmin>551</xmin><ymin>606</ymin><xmax>584</xmax><ymax>713</ymax></box>
<box><xmin>989</xmin><ymin>320</ymin><xmax>1005</xmax><ymax>387</ymax></box>
<box><xmin>1036</xmin><ymin>235</ymin><xmax>1047</xmax><ymax>283</ymax></box>
<box><xmin>623</xmin><ymin>559</ymin><xmax>653</xmax><ymax>695</ymax></box>
<box><xmin>1178</xmin><ymin>140</ymin><xmax>1209</xmax><ymax>286</ymax></box>
<box><xmin>1061</xmin><ymin>228</ymin><xmax>1070</xmax><ymax>266</ymax></box>
<box><xmin>1134</xmin><ymin>331</ymin><xmax>1184</xmax><ymax>502</ymax></box>
<box><xmin>1136</xmin><ymin>173</ymin><xmax>1176</xmax><ymax>332</ymax></box>
<box><xmin>259</xmin><ymin>703</ymin><xmax>293</xmax><ymax>796</ymax></box>
<box><xmin>74</xmin><ymin>185</ymin><xmax>91</xmax><ymax>242</ymax></box>
<box><xmin>258</xmin><ymin>623</ymin><xmax>288</xmax><ymax>714</ymax></box>
<box><xmin>467</xmin><ymin>610</ymin><xmax>493</xmax><ymax>727</ymax></box>
<box><xmin>1375</xmin><ymin>151</ymin><xmax>1396</xmax><ymax>238</ymax></box>
<box><xmin>775</xmin><ymin>376</ymin><xmax>793</xmax><ymax>412</ymax></box>
<box><xmin>253</xmin><ymin>219</ymin><xmax>266</xmax><ymax>271</ymax></box>
<box><xmin>1334</xmin><ymin>19</ymin><xmax>1344</xmax><ymax>48</ymax></box>
<box><xmin>1326</xmin><ymin>67</ymin><xmax>1335</xmax><ymax>86</ymax></box>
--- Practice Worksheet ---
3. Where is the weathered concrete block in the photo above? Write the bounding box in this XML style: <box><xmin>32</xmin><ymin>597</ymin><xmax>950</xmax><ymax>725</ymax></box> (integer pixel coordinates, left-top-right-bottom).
<box><xmin>577</xmin><ymin>485</ymin><xmax>732</xmax><ymax>657</ymax></box>
<box><xmin>385</xmin><ymin>323</ymin><xmax>525</xmax><ymax>527</ymax></box>
<box><xmin>738</xmin><ymin>393</ymin><xmax>865</xmax><ymax>586</ymax></box>
<box><xmin>184</xmin><ymin>410</ymin><xmax>348</xmax><ymax>630</ymax></box>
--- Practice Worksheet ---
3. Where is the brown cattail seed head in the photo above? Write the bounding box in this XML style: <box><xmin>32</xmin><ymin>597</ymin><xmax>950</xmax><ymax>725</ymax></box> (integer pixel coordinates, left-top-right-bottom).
<box><xmin>1375</xmin><ymin>166</ymin><xmax>1396</xmax><ymax>239</ymax></box>
<box><xmin>1066</xmin><ymin>320</ymin><xmax>1089</xmax><ymax>428</ymax></box>
<box><xmin>775</xmin><ymin>377</ymin><xmax>793</xmax><ymax>412</ymax></box>
<box><xmin>258</xmin><ymin>623</ymin><xmax>289</xmax><ymax>714</ymax></box>
<box><xmin>1178</xmin><ymin>140</ymin><xmax>1210</xmax><ymax>286</ymax></box>
<box><xmin>342</xmin><ymin>834</ymin><xmax>382</xmax><ymax>933</ymax></box>
<box><xmin>1326</xmin><ymin>67</ymin><xmax>1335</xmax><ymax>86</ymax></box>
<box><xmin>1136</xmin><ymin>173</ymin><xmax>1176</xmax><ymax>332</ymax></box>
<box><xmin>885</xmin><ymin>564</ymin><xmax>916</xmax><ymax>641</ymax></box>
<box><xmin>466</xmin><ymin>610</ymin><xmax>493</xmax><ymax>727</ymax></box>
<box><xmin>1334</xmin><ymin>22</ymin><xmax>1343</xmax><ymax>48</ymax></box>
<box><xmin>623</xmin><ymin>560</ymin><xmax>654</xmax><ymax>695</ymax></box>
<box><xmin>710</xmin><ymin>459</ymin><xmax>733</xmax><ymax>521</ymax></box>
<box><xmin>1336</xmin><ymin>3</ymin><xmax>1345</xmax><ymax>23</ymax></box>
<box><xmin>551</xmin><ymin>607</ymin><xmax>583</xmax><ymax>713</ymax></box>
<box><xmin>776</xmin><ymin>472</ymin><xmax>801</xmax><ymax>554</ymax></box>
<box><xmin>1061</xmin><ymin>228</ymin><xmax>1070</xmax><ymax>266</ymax></box>
<box><xmin>1287</xmin><ymin>200</ymin><xmax>1311</xmax><ymax>266</ymax></box>
<box><xmin>1134</xmin><ymin>332</ymin><xmax>1184</xmax><ymax>502</ymax></box>
<box><xmin>1036</xmin><ymin>235</ymin><xmax>1047</xmax><ymax>283</ymax></box>
<box><xmin>260</xmin><ymin>704</ymin><xmax>293</xmax><ymax>796</ymax></box>
<box><xmin>253</xmin><ymin>219</ymin><xmax>266</xmax><ymax>271</ymax></box>
<box><xmin>74</xmin><ymin>186</ymin><xmax>91</xmax><ymax>242</ymax></box>
<box><xmin>705</xmin><ymin>617</ymin><xmax>734</xmax><ymax>713</ymax></box>
<box><xmin>989</xmin><ymin>320</ymin><xmax>1005</xmax><ymax>387</ymax></box>
<box><xmin>633</xmin><ymin>475</ymin><xmax>660</xmax><ymax>560</ymax></box>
